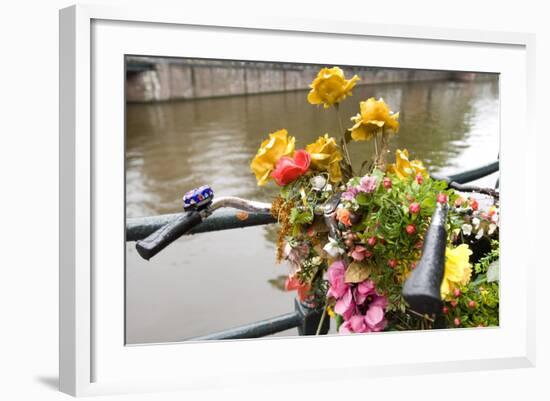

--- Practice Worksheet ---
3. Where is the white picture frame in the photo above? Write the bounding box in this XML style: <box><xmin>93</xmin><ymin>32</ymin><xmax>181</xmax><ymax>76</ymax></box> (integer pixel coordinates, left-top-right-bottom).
<box><xmin>59</xmin><ymin>4</ymin><xmax>536</xmax><ymax>397</ymax></box>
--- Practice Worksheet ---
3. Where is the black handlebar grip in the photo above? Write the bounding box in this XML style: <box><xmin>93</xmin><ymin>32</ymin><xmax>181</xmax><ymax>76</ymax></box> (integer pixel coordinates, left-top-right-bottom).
<box><xmin>402</xmin><ymin>204</ymin><xmax>448</xmax><ymax>315</ymax></box>
<box><xmin>135</xmin><ymin>211</ymin><xmax>203</xmax><ymax>260</ymax></box>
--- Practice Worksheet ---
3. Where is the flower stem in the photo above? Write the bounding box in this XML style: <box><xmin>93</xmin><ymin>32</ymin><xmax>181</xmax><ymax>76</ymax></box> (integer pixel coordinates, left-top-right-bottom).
<box><xmin>335</xmin><ymin>105</ymin><xmax>353</xmax><ymax>173</ymax></box>
<box><xmin>315</xmin><ymin>303</ymin><xmax>328</xmax><ymax>335</ymax></box>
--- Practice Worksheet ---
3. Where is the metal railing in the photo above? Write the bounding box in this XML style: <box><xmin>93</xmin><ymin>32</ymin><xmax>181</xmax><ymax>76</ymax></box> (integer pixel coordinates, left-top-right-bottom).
<box><xmin>126</xmin><ymin>160</ymin><xmax>499</xmax><ymax>341</ymax></box>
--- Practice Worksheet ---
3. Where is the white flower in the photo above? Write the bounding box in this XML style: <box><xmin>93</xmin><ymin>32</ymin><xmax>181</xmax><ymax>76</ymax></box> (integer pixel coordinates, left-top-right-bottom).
<box><xmin>323</xmin><ymin>237</ymin><xmax>345</xmax><ymax>258</ymax></box>
<box><xmin>475</xmin><ymin>227</ymin><xmax>485</xmax><ymax>240</ymax></box>
<box><xmin>472</xmin><ymin>217</ymin><xmax>481</xmax><ymax>228</ymax></box>
<box><xmin>461</xmin><ymin>224</ymin><xmax>473</xmax><ymax>236</ymax></box>
<box><xmin>310</xmin><ymin>175</ymin><xmax>327</xmax><ymax>191</ymax></box>
<box><xmin>488</xmin><ymin>223</ymin><xmax>497</xmax><ymax>235</ymax></box>
<box><xmin>311</xmin><ymin>256</ymin><xmax>323</xmax><ymax>266</ymax></box>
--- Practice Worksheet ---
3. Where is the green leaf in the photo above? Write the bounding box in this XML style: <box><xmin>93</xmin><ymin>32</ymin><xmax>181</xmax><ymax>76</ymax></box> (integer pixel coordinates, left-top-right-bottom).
<box><xmin>356</xmin><ymin>192</ymin><xmax>370</xmax><ymax>206</ymax></box>
<box><xmin>289</xmin><ymin>207</ymin><xmax>313</xmax><ymax>225</ymax></box>
<box><xmin>335</xmin><ymin>314</ymin><xmax>344</xmax><ymax>331</ymax></box>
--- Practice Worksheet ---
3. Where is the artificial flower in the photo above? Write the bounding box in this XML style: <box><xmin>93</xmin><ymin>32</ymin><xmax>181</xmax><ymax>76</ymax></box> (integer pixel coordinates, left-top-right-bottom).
<box><xmin>357</xmin><ymin>175</ymin><xmax>378</xmax><ymax>193</ymax></box>
<box><xmin>305</xmin><ymin>134</ymin><xmax>343</xmax><ymax>183</ymax></box>
<box><xmin>271</xmin><ymin>149</ymin><xmax>311</xmax><ymax>186</ymax></box>
<box><xmin>349</xmin><ymin>97</ymin><xmax>400</xmax><ymax>141</ymax></box>
<box><xmin>323</xmin><ymin>237</ymin><xmax>345</xmax><ymax>258</ymax></box>
<box><xmin>334</xmin><ymin>287</ymin><xmax>355</xmax><ymax>320</ymax></box>
<box><xmin>440</xmin><ymin>244</ymin><xmax>473</xmax><ymax>300</ymax></box>
<box><xmin>365</xmin><ymin>304</ymin><xmax>387</xmax><ymax>332</ymax></box>
<box><xmin>350</xmin><ymin>245</ymin><xmax>369</xmax><ymax>261</ymax></box>
<box><xmin>284</xmin><ymin>241</ymin><xmax>310</xmax><ymax>271</ymax></box>
<box><xmin>307</xmin><ymin>67</ymin><xmax>360</xmax><ymax>108</ymax></box>
<box><xmin>285</xmin><ymin>274</ymin><xmax>310</xmax><ymax>302</ymax></box>
<box><xmin>475</xmin><ymin>228</ymin><xmax>484</xmax><ymax>240</ymax></box>
<box><xmin>310</xmin><ymin>175</ymin><xmax>327</xmax><ymax>191</ymax></box>
<box><xmin>336</xmin><ymin>208</ymin><xmax>352</xmax><ymax>226</ymax></box>
<box><xmin>250</xmin><ymin>129</ymin><xmax>295</xmax><ymax>186</ymax></box>
<box><xmin>326</xmin><ymin>260</ymin><xmax>349</xmax><ymax>298</ymax></box>
<box><xmin>354</xmin><ymin>280</ymin><xmax>376</xmax><ymax>304</ymax></box>
<box><xmin>387</xmin><ymin>149</ymin><xmax>428</xmax><ymax>180</ymax></box>
<box><xmin>461</xmin><ymin>223</ymin><xmax>473</xmax><ymax>236</ymax></box>
<box><xmin>341</xmin><ymin>186</ymin><xmax>359</xmax><ymax>201</ymax></box>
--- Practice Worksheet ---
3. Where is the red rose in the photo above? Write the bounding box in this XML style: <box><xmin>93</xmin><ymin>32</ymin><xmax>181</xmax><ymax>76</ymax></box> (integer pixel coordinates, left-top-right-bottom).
<box><xmin>271</xmin><ymin>150</ymin><xmax>311</xmax><ymax>186</ymax></box>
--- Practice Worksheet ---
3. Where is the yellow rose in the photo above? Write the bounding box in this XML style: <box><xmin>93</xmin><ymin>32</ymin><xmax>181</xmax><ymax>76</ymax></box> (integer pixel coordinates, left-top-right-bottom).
<box><xmin>349</xmin><ymin>97</ymin><xmax>400</xmax><ymax>141</ymax></box>
<box><xmin>307</xmin><ymin>67</ymin><xmax>360</xmax><ymax>109</ymax></box>
<box><xmin>440</xmin><ymin>244</ymin><xmax>473</xmax><ymax>300</ymax></box>
<box><xmin>387</xmin><ymin>149</ymin><xmax>428</xmax><ymax>180</ymax></box>
<box><xmin>250</xmin><ymin>129</ymin><xmax>295</xmax><ymax>186</ymax></box>
<box><xmin>441</xmin><ymin>245</ymin><xmax>473</xmax><ymax>299</ymax></box>
<box><xmin>305</xmin><ymin>134</ymin><xmax>343</xmax><ymax>183</ymax></box>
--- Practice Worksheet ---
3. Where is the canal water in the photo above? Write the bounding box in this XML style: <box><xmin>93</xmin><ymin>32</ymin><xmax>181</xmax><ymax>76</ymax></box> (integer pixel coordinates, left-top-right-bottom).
<box><xmin>125</xmin><ymin>77</ymin><xmax>499</xmax><ymax>344</ymax></box>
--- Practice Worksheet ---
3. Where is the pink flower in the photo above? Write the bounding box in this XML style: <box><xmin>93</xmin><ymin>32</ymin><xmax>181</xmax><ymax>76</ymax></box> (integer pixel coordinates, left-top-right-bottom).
<box><xmin>350</xmin><ymin>245</ymin><xmax>369</xmax><ymax>261</ymax></box>
<box><xmin>326</xmin><ymin>260</ymin><xmax>349</xmax><ymax>299</ymax></box>
<box><xmin>365</xmin><ymin>305</ymin><xmax>387</xmax><ymax>331</ymax></box>
<box><xmin>354</xmin><ymin>280</ymin><xmax>376</xmax><ymax>304</ymax></box>
<box><xmin>358</xmin><ymin>175</ymin><xmax>378</xmax><ymax>193</ymax></box>
<box><xmin>409</xmin><ymin>202</ymin><xmax>420</xmax><ymax>214</ymax></box>
<box><xmin>334</xmin><ymin>288</ymin><xmax>355</xmax><ymax>320</ymax></box>
<box><xmin>271</xmin><ymin>150</ymin><xmax>311</xmax><ymax>186</ymax></box>
<box><xmin>342</xmin><ymin>187</ymin><xmax>359</xmax><ymax>201</ymax></box>
<box><xmin>437</xmin><ymin>193</ymin><xmax>448</xmax><ymax>204</ymax></box>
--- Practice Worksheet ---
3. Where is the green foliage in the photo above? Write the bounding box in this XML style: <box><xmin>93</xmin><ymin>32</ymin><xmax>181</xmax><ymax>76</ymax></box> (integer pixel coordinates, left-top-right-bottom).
<box><xmin>443</xmin><ymin>242</ymin><xmax>500</xmax><ymax>328</ymax></box>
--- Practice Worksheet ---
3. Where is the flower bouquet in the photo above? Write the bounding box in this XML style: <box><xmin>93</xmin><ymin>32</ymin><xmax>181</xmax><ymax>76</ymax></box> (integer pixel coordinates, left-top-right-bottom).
<box><xmin>250</xmin><ymin>67</ymin><xmax>499</xmax><ymax>334</ymax></box>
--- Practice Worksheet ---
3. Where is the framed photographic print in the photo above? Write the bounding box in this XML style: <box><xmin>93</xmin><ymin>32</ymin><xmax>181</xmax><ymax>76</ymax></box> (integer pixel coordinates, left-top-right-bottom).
<box><xmin>59</xmin><ymin>4</ymin><xmax>536</xmax><ymax>396</ymax></box>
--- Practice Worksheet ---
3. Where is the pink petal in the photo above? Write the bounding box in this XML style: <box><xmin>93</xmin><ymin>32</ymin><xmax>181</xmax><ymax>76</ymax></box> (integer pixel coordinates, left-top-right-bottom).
<box><xmin>365</xmin><ymin>306</ymin><xmax>384</xmax><ymax>326</ymax></box>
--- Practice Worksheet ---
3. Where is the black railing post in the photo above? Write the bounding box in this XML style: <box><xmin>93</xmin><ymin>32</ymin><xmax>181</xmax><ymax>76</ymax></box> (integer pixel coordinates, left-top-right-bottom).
<box><xmin>294</xmin><ymin>299</ymin><xmax>330</xmax><ymax>335</ymax></box>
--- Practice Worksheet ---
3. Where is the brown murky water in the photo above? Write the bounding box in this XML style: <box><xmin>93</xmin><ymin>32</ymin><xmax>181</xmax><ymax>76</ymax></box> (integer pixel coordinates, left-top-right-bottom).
<box><xmin>125</xmin><ymin>77</ymin><xmax>499</xmax><ymax>344</ymax></box>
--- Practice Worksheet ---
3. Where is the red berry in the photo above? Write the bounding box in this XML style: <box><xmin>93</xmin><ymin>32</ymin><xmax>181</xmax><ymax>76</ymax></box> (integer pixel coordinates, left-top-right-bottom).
<box><xmin>367</xmin><ymin>236</ymin><xmax>377</xmax><ymax>247</ymax></box>
<box><xmin>453</xmin><ymin>288</ymin><xmax>461</xmax><ymax>297</ymax></box>
<box><xmin>468</xmin><ymin>300</ymin><xmax>476</xmax><ymax>309</ymax></box>
<box><xmin>470</xmin><ymin>199</ymin><xmax>479</xmax><ymax>211</ymax></box>
<box><xmin>406</xmin><ymin>224</ymin><xmax>416</xmax><ymax>235</ymax></box>
<box><xmin>388</xmin><ymin>259</ymin><xmax>397</xmax><ymax>268</ymax></box>
<box><xmin>442</xmin><ymin>306</ymin><xmax>449</xmax><ymax>314</ymax></box>
<box><xmin>437</xmin><ymin>193</ymin><xmax>448</xmax><ymax>204</ymax></box>
<box><xmin>383</xmin><ymin>177</ymin><xmax>392</xmax><ymax>189</ymax></box>
<box><xmin>415</xmin><ymin>173</ymin><xmax>423</xmax><ymax>185</ymax></box>
<box><xmin>450</xmin><ymin>300</ymin><xmax>458</xmax><ymax>308</ymax></box>
<box><xmin>454</xmin><ymin>318</ymin><xmax>461</xmax><ymax>327</ymax></box>
<box><xmin>409</xmin><ymin>202</ymin><xmax>420</xmax><ymax>214</ymax></box>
